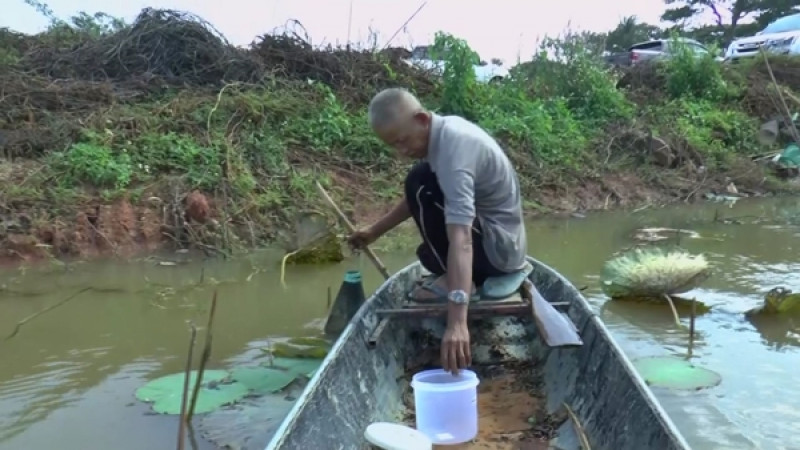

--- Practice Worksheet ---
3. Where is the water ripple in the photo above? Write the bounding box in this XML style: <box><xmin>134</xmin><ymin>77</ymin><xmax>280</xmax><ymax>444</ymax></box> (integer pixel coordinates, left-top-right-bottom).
<box><xmin>0</xmin><ymin>361</ymin><xmax>89</xmax><ymax>441</ymax></box>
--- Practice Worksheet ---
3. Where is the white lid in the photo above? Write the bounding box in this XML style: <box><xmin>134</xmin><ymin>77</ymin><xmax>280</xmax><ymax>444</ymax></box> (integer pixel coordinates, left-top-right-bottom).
<box><xmin>364</xmin><ymin>422</ymin><xmax>432</xmax><ymax>450</ymax></box>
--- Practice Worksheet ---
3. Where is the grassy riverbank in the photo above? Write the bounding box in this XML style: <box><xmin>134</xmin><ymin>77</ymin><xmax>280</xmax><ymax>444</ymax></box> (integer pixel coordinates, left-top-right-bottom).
<box><xmin>0</xmin><ymin>9</ymin><xmax>798</xmax><ymax>264</ymax></box>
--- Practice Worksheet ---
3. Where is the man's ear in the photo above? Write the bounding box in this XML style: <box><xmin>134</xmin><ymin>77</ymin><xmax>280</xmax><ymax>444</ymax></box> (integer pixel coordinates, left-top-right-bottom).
<box><xmin>412</xmin><ymin>111</ymin><xmax>431</xmax><ymax>126</ymax></box>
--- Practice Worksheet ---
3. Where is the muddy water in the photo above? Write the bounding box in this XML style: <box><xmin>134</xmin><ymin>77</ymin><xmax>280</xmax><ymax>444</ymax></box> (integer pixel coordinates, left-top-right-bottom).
<box><xmin>1</xmin><ymin>196</ymin><xmax>800</xmax><ymax>450</ymax></box>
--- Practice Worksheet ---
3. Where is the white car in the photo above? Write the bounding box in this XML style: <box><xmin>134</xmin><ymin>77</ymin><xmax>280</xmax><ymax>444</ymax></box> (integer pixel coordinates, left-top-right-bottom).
<box><xmin>404</xmin><ymin>45</ymin><xmax>509</xmax><ymax>84</ymax></box>
<box><xmin>725</xmin><ymin>12</ymin><xmax>800</xmax><ymax>62</ymax></box>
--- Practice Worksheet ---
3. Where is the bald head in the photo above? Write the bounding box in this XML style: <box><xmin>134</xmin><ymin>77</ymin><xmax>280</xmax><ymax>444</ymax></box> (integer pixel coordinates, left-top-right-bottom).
<box><xmin>368</xmin><ymin>88</ymin><xmax>425</xmax><ymax>130</ymax></box>
<box><xmin>367</xmin><ymin>88</ymin><xmax>432</xmax><ymax>159</ymax></box>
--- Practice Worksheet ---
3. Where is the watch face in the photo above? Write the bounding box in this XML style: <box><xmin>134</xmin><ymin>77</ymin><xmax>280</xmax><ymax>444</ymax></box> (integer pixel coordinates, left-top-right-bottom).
<box><xmin>449</xmin><ymin>290</ymin><xmax>468</xmax><ymax>304</ymax></box>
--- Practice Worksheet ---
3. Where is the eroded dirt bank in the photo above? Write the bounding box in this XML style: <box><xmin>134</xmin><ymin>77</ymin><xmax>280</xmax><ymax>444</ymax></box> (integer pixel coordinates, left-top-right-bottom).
<box><xmin>0</xmin><ymin>163</ymin><xmax>791</xmax><ymax>268</ymax></box>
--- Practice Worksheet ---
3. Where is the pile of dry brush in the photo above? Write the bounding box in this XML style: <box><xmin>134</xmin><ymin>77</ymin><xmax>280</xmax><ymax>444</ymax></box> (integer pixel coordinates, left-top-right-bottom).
<box><xmin>0</xmin><ymin>8</ymin><xmax>436</xmax><ymax>156</ymax></box>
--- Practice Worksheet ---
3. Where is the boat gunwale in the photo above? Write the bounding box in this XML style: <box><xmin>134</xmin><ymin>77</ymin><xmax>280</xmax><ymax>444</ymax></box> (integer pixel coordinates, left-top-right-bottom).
<box><xmin>264</xmin><ymin>257</ymin><xmax>691</xmax><ymax>450</ymax></box>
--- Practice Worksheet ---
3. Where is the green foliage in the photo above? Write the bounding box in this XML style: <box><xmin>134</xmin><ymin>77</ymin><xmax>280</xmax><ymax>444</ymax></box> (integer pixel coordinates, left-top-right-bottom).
<box><xmin>476</xmin><ymin>86</ymin><xmax>587</xmax><ymax>166</ymax></box>
<box><xmin>661</xmin><ymin>37</ymin><xmax>732</xmax><ymax>101</ymax></box>
<box><xmin>31</xmin><ymin>25</ymin><xmax>770</xmax><ymax>200</ymax></box>
<box><xmin>430</xmin><ymin>32</ymin><xmax>480</xmax><ymax>121</ymax></box>
<box><xmin>515</xmin><ymin>33</ymin><xmax>634</xmax><ymax>124</ymax></box>
<box><xmin>4</xmin><ymin>1</ymin><xmax>791</xmax><ymax>253</ymax></box>
<box><xmin>678</xmin><ymin>100</ymin><xmax>757</xmax><ymax>156</ymax></box>
<box><xmin>132</xmin><ymin>132</ymin><xmax>221</xmax><ymax>188</ymax></box>
<box><xmin>50</xmin><ymin>132</ymin><xmax>133</xmax><ymax>190</ymax></box>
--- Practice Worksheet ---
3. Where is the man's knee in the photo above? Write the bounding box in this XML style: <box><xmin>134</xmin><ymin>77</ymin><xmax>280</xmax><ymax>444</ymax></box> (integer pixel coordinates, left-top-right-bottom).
<box><xmin>404</xmin><ymin>161</ymin><xmax>435</xmax><ymax>199</ymax></box>
<box><xmin>405</xmin><ymin>161</ymin><xmax>433</xmax><ymax>186</ymax></box>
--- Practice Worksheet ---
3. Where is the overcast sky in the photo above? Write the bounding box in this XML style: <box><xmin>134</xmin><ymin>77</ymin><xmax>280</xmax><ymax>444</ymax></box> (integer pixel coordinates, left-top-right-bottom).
<box><xmin>5</xmin><ymin>0</ymin><xmax>715</xmax><ymax>63</ymax></box>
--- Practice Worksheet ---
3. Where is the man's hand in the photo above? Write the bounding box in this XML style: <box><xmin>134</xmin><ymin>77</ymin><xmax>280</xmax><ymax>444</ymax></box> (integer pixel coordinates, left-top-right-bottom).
<box><xmin>442</xmin><ymin>322</ymin><xmax>471</xmax><ymax>375</ymax></box>
<box><xmin>346</xmin><ymin>227</ymin><xmax>378</xmax><ymax>251</ymax></box>
<box><xmin>346</xmin><ymin>197</ymin><xmax>411</xmax><ymax>252</ymax></box>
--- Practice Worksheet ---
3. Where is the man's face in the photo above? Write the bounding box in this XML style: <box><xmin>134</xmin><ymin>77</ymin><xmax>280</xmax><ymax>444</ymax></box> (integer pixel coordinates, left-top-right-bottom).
<box><xmin>373</xmin><ymin>112</ymin><xmax>431</xmax><ymax>159</ymax></box>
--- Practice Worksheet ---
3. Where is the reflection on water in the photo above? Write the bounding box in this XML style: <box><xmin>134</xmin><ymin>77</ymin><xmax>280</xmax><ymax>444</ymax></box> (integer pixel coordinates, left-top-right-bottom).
<box><xmin>1</xmin><ymin>196</ymin><xmax>800</xmax><ymax>449</ymax></box>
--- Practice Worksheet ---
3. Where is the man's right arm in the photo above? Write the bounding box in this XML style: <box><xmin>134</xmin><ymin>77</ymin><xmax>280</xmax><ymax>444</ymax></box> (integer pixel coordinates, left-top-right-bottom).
<box><xmin>368</xmin><ymin>197</ymin><xmax>411</xmax><ymax>237</ymax></box>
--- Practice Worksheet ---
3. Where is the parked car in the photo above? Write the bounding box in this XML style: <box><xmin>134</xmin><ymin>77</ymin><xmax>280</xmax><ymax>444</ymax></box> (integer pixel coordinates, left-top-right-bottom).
<box><xmin>404</xmin><ymin>45</ymin><xmax>508</xmax><ymax>83</ymax></box>
<box><xmin>604</xmin><ymin>37</ymin><xmax>720</xmax><ymax>68</ymax></box>
<box><xmin>724</xmin><ymin>12</ymin><xmax>800</xmax><ymax>62</ymax></box>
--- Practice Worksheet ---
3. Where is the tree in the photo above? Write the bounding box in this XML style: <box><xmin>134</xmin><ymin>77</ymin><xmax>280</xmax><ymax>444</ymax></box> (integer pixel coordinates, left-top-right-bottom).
<box><xmin>661</xmin><ymin>0</ymin><xmax>797</xmax><ymax>40</ymax></box>
<box><xmin>752</xmin><ymin>0</ymin><xmax>799</xmax><ymax>29</ymax></box>
<box><xmin>662</xmin><ymin>1</ymin><xmax>760</xmax><ymax>30</ymax></box>
<box><xmin>605</xmin><ymin>16</ymin><xmax>664</xmax><ymax>52</ymax></box>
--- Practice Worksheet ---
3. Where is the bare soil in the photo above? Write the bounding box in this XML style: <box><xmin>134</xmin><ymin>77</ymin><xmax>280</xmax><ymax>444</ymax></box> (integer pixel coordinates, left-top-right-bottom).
<box><xmin>402</xmin><ymin>363</ymin><xmax>564</xmax><ymax>450</ymax></box>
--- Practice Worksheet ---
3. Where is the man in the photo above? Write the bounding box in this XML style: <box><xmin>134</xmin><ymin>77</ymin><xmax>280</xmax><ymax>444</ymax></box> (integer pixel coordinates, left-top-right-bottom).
<box><xmin>347</xmin><ymin>88</ymin><xmax>527</xmax><ymax>374</ymax></box>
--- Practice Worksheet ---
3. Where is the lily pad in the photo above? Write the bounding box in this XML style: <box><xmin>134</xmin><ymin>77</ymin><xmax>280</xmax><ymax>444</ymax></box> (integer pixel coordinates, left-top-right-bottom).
<box><xmin>266</xmin><ymin>357</ymin><xmax>324</xmax><ymax>378</ymax></box>
<box><xmin>633</xmin><ymin>356</ymin><xmax>721</xmax><ymax>390</ymax></box>
<box><xmin>230</xmin><ymin>367</ymin><xmax>297</xmax><ymax>394</ymax></box>
<box><xmin>269</xmin><ymin>341</ymin><xmax>329</xmax><ymax>359</ymax></box>
<box><xmin>135</xmin><ymin>370</ymin><xmax>249</xmax><ymax>415</ymax></box>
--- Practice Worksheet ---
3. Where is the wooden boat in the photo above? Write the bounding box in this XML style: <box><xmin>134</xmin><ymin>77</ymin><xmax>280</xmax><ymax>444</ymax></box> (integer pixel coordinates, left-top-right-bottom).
<box><xmin>264</xmin><ymin>257</ymin><xmax>690</xmax><ymax>450</ymax></box>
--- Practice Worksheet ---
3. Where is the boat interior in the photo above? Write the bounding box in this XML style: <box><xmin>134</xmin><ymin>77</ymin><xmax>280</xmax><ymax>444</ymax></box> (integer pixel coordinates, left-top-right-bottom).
<box><xmin>267</xmin><ymin>259</ymin><xmax>688</xmax><ymax>450</ymax></box>
<box><xmin>374</xmin><ymin>271</ymin><xmax>586</xmax><ymax>449</ymax></box>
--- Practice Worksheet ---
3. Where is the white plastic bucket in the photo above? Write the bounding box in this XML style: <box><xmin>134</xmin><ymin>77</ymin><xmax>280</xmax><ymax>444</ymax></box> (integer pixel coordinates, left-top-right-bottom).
<box><xmin>410</xmin><ymin>368</ymin><xmax>480</xmax><ymax>445</ymax></box>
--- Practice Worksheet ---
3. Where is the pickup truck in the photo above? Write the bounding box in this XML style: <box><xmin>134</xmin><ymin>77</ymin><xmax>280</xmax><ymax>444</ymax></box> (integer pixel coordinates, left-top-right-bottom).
<box><xmin>404</xmin><ymin>45</ymin><xmax>509</xmax><ymax>84</ymax></box>
<box><xmin>724</xmin><ymin>12</ymin><xmax>800</xmax><ymax>62</ymax></box>
<box><xmin>604</xmin><ymin>37</ymin><xmax>718</xmax><ymax>67</ymax></box>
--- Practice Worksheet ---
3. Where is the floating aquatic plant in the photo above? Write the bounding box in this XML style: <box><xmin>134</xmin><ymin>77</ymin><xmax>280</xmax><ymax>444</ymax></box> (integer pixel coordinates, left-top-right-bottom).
<box><xmin>601</xmin><ymin>247</ymin><xmax>711</xmax><ymax>328</ymax></box>
<box><xmin>135</xmin><ymin>370</ymin><xmax>248</xmax><ymax>415</ymax></box>
<box><xmin>601</xmin><ymin>247</ymin><xmax>711</xmax><ymax>299</ymax></box>
<box><xmin>748</xmin><ymin>286</ymin><xmax>800</xmax><ymax>316</ymax></box>
<box><xmin>135</xmin><ymin>342</ymin><xmax>327</xmax><ymax>415</ymax></box>
<box><xmin>633</xmin><ymin>356</ymin><xmax>721</xmax><ymax>390</ymax></box>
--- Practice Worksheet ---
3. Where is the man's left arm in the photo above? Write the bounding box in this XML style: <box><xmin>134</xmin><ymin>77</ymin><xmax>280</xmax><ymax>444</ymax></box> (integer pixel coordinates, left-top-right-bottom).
<box><xmin>440</xmin><ymin>168</ymin><xmax>476</xmax><ymax>327</ymax></box>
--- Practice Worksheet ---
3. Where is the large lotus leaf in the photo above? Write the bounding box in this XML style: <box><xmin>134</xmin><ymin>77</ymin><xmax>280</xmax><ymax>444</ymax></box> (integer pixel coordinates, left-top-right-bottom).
<box><xmin>601</xmin><ymin>247</ymin><xmax>710</xmax><ymax>298</ymax></box>
<box><xmin>265</xmin><ymin>357</ymin><xmax>324</xmax><ymax>378</ymax></box>
<box><xmin>199</xmin><ymin>383</ymin><xmax>307</xmax><ymax>450</ymax></box>
<box><xmin>633</xmin><ymin>356</ymin><xmax>721</xmax><ymax>390</ymax></box>
<box><xmin>135</xmin><ymin>370</ymin><xmax>249</xmax><ymax>415</ymax></box>
<box><xmin>230</xmin><ymin>367</ymin><xmax>296</xmax><ymax>394</ymax></box>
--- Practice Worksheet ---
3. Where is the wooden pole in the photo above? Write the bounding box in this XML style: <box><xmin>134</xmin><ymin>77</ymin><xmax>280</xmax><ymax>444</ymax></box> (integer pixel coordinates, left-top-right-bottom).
<box><xmin>187</xmin><ymin>290</ymin><xmax>219</xmax><ymax>422</ymax></box>
<box><xmin>177</xmin><ymin>323</ymin><xmax>197</xmax><ymax>450</ymax></box>
<box><xmin>315</xmin><ymin>181</ymin><xmax>390</xmax><ymax>279</ymax></box>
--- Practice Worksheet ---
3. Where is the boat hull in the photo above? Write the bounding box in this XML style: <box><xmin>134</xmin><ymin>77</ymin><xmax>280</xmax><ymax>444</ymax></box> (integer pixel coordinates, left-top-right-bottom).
<box><xmin>265</xmin><ymin>257</ymin><xmax>690</xmax><ymax>450</ymax></box>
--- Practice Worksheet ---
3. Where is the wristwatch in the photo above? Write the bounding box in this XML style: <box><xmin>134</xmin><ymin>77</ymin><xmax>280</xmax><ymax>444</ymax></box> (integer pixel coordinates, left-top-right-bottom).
<box><xmin>447</xmin><ymin>289</ymin><xmax>469</xmax><ymax>304</ymax></box>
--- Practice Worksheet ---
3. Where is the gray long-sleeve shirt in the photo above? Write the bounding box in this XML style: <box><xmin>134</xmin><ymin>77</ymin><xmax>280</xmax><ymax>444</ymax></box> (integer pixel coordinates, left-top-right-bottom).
<box><xmin>425</xmin><ymin>113</ymin><xmax>527</xmax><ymax>273</ymax></box>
